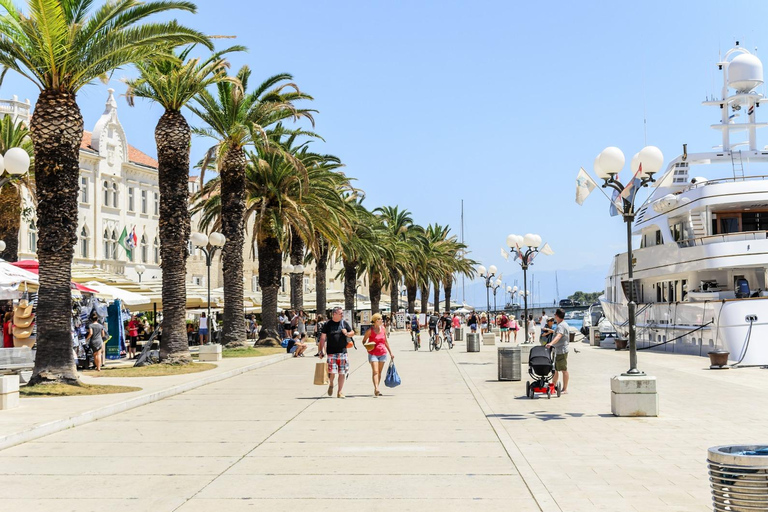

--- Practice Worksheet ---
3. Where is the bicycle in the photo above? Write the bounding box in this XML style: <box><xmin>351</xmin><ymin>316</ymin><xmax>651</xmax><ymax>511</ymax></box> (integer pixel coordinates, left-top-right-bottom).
<box><xmin>413</xmin><ymin>330</ymin><xmax>421</xmax><ymax>351</ymax></box>
<box><xmin>442</xmin><ymin>328</ymin><xmax>453</xmax><ymax>349</ymax></box>
<box><xmin>429</xmin><ymin>330</ymin><xmax>442</xmax><ymax>351</ymax></box>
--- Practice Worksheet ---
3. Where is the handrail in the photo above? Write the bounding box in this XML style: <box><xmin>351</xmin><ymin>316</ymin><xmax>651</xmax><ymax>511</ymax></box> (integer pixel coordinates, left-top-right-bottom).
<box><xmin>687</xmin><ymin>175</ymin><xmax>768</xmax><ymax>189</ymax></box>
<box><xmin>677</xmin><ymin>230</ymin><xmax>768</xmax><ymax>247</ymax></box>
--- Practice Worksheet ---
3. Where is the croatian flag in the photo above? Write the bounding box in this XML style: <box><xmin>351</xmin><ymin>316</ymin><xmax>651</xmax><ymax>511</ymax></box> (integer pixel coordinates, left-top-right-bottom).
<box><xmin>620</xmin><ymin>163</ymin><xmax>643</xmax><ymax>200</ymax></box>
<box><xmin>127</xmin><ymin>226</ymin><xmax>138</xmax><ymax>250</ymax></box>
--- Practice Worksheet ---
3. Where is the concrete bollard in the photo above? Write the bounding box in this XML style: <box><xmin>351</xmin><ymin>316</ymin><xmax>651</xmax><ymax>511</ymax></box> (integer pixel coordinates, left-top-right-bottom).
<box><xmin>466</xmin><ymin>333</ymin><xmax>480</xmax><ymax>352</ymax></box>
<box><xmin>0</xmin><ymin>375</ymin><xmax>20</xmax><ymax>410</ymax></box>
<box><xmin>198</xmin><ymin>344</ymin><xmax>223</xmax><ymax>362</ymax></box>
<box><xmin>482</xmin><ymin>333</ymin><xmax>496</xmax><ymax>346</ymax></box>
<box><xmin>610</xmin><ymin>375</ymin><xmax>658</xmax><ymax>417</ymax></box>
<box><xmin>519</xmin><ymin>342</ymin><xmax>535</xmax><ymax>362</ymax></box>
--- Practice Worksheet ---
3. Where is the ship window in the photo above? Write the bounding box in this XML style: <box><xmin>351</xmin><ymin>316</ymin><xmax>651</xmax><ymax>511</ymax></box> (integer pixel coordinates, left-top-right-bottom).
<box><xmin>656</xmin><ymin>283</ymin><xmax>662</xmax><ymax>302</ymax></box>
<box><xmin>742</xmin><ymin>212</ymin><xmax>766</xmax><ymax>232</ymax></box>
<box><xmin>681</xmin><ymin>279</ymin><xmax>687</xmax><ymax>301</ymax></box>
<box><xmin>718</xmin><ymin>213</ymin><xmax>741</xmax><ymax>234</ymax></box>
<box><xmin>655</xmin><ymin>230</ymin><xmax>662</xmax><ymax>245</ymax></box>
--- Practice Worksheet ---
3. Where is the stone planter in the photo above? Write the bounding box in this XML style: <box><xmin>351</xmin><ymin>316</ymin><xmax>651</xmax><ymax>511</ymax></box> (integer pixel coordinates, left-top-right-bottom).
<box><xmin>708</xmin><ymin>350</ymin><xmax>730</xmax><ymax>369</ymax></box>
<box><xmin>615</xmin><ymin>338</ymin><xmax>628</xmax><ymax>350</ymax></box>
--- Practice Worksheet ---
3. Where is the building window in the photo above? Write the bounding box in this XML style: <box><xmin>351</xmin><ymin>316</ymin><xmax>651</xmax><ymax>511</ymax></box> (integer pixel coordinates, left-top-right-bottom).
<box><xmin>128</xmin><ymin>188</ymin><xmax>135</xmax><ymax>211</ymax></box>
<box><xmin>80</xmin><ymin>227</ymin><xmax>88</xmax><ymax>258</ymax></box>
<box><xmin>103</xmin><ymin>181</ymin><xmax>110</xmax><ymax>207</ymax></box>
<box><xmin>112</xmin><ymin>182</ymin><xmax>118</xmax><ymax>208</ymax></box>
<box><xmin>192</xmin><ymin>276</ymin><xmax>202</xmax><ymax>286</ymax></box>
<box><xmin>103</xmin><ymin>229</ymin><xmax>119</xmax><ymax>260</ymax></box>
<box><xmin>281</xmin><ymin>276</ymin><xmax>287</xmax><ymax>293</ymax></box>
<box><xmin>141</xmin><ymin>190</ymin><xmax>147</xmax><ymax>214</ymax></box>
<box><xmin>141</xmin><ymin>234</ymin><xmax>148</xmax><ymax>263</ymax></box>
<box><xmin>153</xmin><ymin>192</ymin><xmax>159</xmax><ymax>216</ymax></box>
<box><xmin>304</xmin><ymin>277</ymin><xmax>310</xmax><ymax>293</ymax></box>
<box><xmin>252</xmin><ymin>276</ymin><xmax>260</xmax><ymax>292</ymax></box>
<box><xmin>28</xmin><ymin>220</ymin><xmax>37</xmax><ymax>253</ymax></box>
<box><xmin>80</xmin><ymin>177</ymin><xmax>88</xmax><ymax>203</ymax></box>
<box><xmin>153</xmin><ymin>236</ymin><xmax>160</xmax><ymax>264</ymax></box>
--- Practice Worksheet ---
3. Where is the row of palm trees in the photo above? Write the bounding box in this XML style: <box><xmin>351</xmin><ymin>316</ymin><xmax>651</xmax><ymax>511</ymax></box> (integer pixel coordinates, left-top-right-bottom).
<box><xmin>0</xmin><ymin>1</ymin><xmax>475</xmax><ymax>385</ymax></box>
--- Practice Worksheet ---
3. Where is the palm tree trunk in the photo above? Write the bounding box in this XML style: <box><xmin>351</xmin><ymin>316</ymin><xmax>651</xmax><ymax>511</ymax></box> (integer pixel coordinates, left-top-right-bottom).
<box><xmin>433</xmin><ymin>280</ymin><xmax>440</xmax><ymax>314</ymax></box>
<box><xmin>315</xmin><ymin>235</ymin><xmax>328</xmax><ymax>315</ymax></box>
<box><xmin>444</xmin><ymin>279</ymin><xmax>453</xmax><ymax>312</ymax></box>
<box><xmin>155</xmin><ymin>109</ymin><xmax>192</xmax><ymax>364</ymax></box>
<box><xmin>389</xmin><ymin>270</ymin><xmax>399</xmax><ymax>314</ymax></box>
<box><xmin>28</xmin><ymin>90</ymin><xmax>82</xmax><ymax>385</ymax></box>
<box><xmin>219</xmin><ymin>145</ymin><xmax>247</xmax><ymax>347</ymax></box>
<box><xmin>343</xmin><ymin>259</ymin><xmax>357</xmax><ymax>323</ymax></box>
<box><xmin>289</xmin><ymin>229</ymin><xmax>304</xmax><ymax>311</ymax></box>
<box><xmin>406</xmin><ymin>281</ymin><xmax>417</xmax><ymax>314</ymax></box>
<box><xmin>420</xmin><ymin>284</ymin><xmax>429</xmax><ymax>314</ymax></box>
<box><xmin>0</xmin><ymin>183</ymin><xmax>20</xmax><ymax>261</ymax></box>
<box><xmin>370</xmin><ymin>270</ymin><xmax>382</xmax><ymax>314</ymax></box>
<box><xmin>257</xmin><ymin>234</ymin><xmax>281</xmax><ymax>345</ymax></box>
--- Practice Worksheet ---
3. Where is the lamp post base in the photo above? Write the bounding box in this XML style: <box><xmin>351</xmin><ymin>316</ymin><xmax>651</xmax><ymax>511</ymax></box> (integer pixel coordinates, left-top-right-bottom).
<box><xmin>622</xmin><ymin>368</ymin><xmax>646</xmax><ymax>377</ymax></box>
<box><xmin>610</xmin><ymin>374</ymin><xmax>658</xmax><ymax>417</ymax></box>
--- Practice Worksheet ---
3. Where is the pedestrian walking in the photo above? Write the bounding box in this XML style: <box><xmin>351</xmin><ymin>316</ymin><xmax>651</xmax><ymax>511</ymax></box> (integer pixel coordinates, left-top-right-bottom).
<box><xmin>317</xmin><ymin>307</ymin><xmax>355</xmax><ymax>398</ymax></box>
<box><xmin>527</xmin><ymin>314</ymin><xmax>535</xmax><ymax>343</ymax></box>
<box><xmin>499</xmin><ymin>312</ymin><xmax>510</xmax><ymax>342</ymax></box>
<box><xmin>362</xmin><ymin>313</ymin><xmax>394</xmax><ymax>397</ymax></box>
<box><xmin>480</xmin><ymin>313</ymin><xmax>488</xmax><ymax>334</ymax></box>
<box><xmin>86</xmin><ymin>312</ymin><xmax>106</xmax><ymax>372</ymax></box>
<box><xmin>198</xmin><ymin>312</ymin><xmax>209</xmax><ymax>345</ymax></box>
<box><xmin>509</xmin><ymin>314</ymin><xmax>519</xmax><ymax>343</ymax></box>
<box><xmin>545</xmin><ymin>309</ymin><xmax>570</xmax><ymax>394</ymax></box>
<box><xmin>468</xmin><ymin>311</ymin><xmax>478</xmax><ymax>333</ymax></box>
<box><xmin>127</xmin><ymin>315</ymin><xmax>139</xmax><ymax>358</ymax></box>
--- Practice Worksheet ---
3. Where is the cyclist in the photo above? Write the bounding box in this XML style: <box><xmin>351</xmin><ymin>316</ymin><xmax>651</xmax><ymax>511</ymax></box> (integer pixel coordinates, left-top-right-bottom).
<box><xmin>439</xmin><ymin>311</ymin><xmax>453</xmax><ymax>349</ymax></box>
<box><xmin>427</xmin><ymin>311</ymin><xmax>439</xmax><ymax>341</ymax></box>
<box><xmin>410</xmin><ymin>313</ymin><xmax>421</xmax><ymax>348</ymax></box>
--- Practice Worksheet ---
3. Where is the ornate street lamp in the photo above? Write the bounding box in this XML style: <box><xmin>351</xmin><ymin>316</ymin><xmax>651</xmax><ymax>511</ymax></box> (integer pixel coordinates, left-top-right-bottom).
<box><xmin>191</xmin><ymin>231</ymin><xmax>226</xmax><ymax>328</ymax></box>
<box><xmin>491</xmin><ymin>278</ymin><xmax>502</xmax><ymax>314</ymax></box>
<box><xmin>0</xmin><ymin>147</ymin><xmax>31</xmax><ymax>188</ymax></box>
<box><xmin>477</xmin><ymin>265</ymin><xmax>497</xmax><ymax>317</ymax></box>
<box><xmin>505</xmin><ymin>233</ymin><xmax>551</xmax><ymax>340</ymax></box>
<box><xmin>135</xmin><ymin>264</ymin><xmax>145</xmax><ymax>283</ymax></box>
<box><xmin>593</xmin><ymin>145</ymin><xmax>664</xmax><ymax>375</ymax></box>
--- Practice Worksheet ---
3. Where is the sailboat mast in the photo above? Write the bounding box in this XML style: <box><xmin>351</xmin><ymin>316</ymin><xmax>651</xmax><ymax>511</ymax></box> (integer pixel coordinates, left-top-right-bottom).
<box><xmin>461</xmin><ymin>199</ymin><xmax>465</xmax><ymax>303</ymax></box>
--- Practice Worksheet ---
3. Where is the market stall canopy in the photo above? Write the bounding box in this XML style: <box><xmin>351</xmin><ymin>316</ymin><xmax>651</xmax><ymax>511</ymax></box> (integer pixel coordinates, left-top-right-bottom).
<box><xmin>0</xmin><ymin>261</ymin><xmax>38</xmax><ymax>298</ymax></box>
<box><xmin>83</xmin><ymin>282</ymin><xmax>151</xmax><ymax>306</ymax></box>
<box><xmin>453</xmin><ymin>307</ymin><xmax>473</xmax><ymax>314</ymax></box>
<box><xmin>10</xmin><ymin>260</ymin><xmax>99</xmax><ymax>294</ymax></box>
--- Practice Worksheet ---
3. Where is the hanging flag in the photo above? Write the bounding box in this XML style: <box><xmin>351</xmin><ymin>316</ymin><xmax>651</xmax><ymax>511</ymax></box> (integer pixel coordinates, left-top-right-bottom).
<box><xmin>539</xmin><ymin>243</ymin><xmax>554</xmax><ymax>256</ymax></box>
<box><xmin>609</xmin><ymin>189</ymin><xmax>623</xmax><ymax>217</ymax></box>
<box><xmin>512</xmin><ymin>250</ymin><xmax>519</xmax><ymax>263</ymax></box>
<box><xmin>575</xmin><ymin>167</ymin><xmax>597</xmax><ymax>205</ymax></box>
<box><xmin>528</xmin><ymin>250</ymin><xmax>538</xmax><ymax>264</ymax></box>
<box><xmin>118</xmin><ymin>227</ymin><xmax>132</xmax><ymax>259</ymax></box>
<box><xmin>620</xmin><ymin>163</ymin><xmax>643</xmax><ymax>199</ymax></box>
<box><xmin>126</xmin><ymin>226</ymin><xmax>138</xmax><ymax>251</ymax></box>
<box><xmin>500</xmin><ymin>247</ymin><xmax>509</xmax><ymax>261</ymax></box>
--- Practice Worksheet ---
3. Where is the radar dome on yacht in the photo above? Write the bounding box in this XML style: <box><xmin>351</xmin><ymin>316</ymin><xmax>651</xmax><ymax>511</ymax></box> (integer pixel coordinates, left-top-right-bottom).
<box><xmin>728</xmin><ymin>53</ymin><xmax>764</xmax><ymax>93</ymax></box>
<box><xmin>691</xmin><ymin>176</ymin><xmax>708</xmax><ymax>184</ymax></box>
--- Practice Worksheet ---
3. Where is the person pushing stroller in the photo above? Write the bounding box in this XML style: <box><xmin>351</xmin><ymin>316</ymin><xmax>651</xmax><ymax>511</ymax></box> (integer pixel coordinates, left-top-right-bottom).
<box><xmin>545</xmin><ymin>308</ymin><xmax>570</xmax><ymax>394</ymax></box>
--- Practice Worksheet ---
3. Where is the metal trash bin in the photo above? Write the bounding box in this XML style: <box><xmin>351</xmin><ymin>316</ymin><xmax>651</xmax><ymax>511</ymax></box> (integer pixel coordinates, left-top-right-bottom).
<box><xmin>498</xmin><ymin>346</ymin><xmax>521</xmax><ymax>381</ymax></box>
<box><xmin>708</xmin><ymin>445</ymin><xmax>768</xmax><ymax>511</ymax></box>
<box><xmin>455</xmin><ymin>327</ymin><xmax>464</xmax><ymax>342</ymax></box>
<box><xmin>466</xmin><ymin>333</ymin><xmax>480</xmax><ymax>352</ymax></box>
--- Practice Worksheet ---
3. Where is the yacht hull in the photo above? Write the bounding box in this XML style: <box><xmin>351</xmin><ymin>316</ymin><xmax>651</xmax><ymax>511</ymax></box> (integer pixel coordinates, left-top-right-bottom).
<box><xmin>600</xmin><ymin>298</ymin><xmax>768</xmax><ymax>366</ymax></box>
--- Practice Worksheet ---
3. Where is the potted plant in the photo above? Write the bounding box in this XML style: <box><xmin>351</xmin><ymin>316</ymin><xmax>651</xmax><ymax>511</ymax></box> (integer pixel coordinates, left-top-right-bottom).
<box><xmin>707</xmin><ymin>349</ymin><xmax>730</xmax><ymax>369</ymax></box>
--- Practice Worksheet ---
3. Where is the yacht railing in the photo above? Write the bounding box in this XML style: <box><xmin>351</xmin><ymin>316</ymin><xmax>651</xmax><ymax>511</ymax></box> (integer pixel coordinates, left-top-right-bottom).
<box><xmin>677</xmin><ymin>230</ymin><xmax>768</xmax><ymax>248</ymax></box>
<box><xmin>687</xmin><ymin>175</ymin><xmax>768</xmax><ymax>190</ymax></box>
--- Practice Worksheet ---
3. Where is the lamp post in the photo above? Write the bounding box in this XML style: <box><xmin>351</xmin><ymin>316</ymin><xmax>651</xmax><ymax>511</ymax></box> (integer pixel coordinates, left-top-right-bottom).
<box><xmin>506</xmin><ymin>285</ymin><xmax>518</xmax><ymax>309</ymax></box>
<box><xmin>477</xmin><ymin>265</ymin><xmax>497</xmax><ymax>317</ymax></box>
<box><xmin>491</xmin><ymin>278</ymin><xmax>502</xmax><ymax>314</ymax></box>
<box><xmin>191</xmin><ymin>231</ymin><xmax>226</xmax><ymax>329</ymax></box>
<box><xmin>505</xmin><ymin>233</ymin><xmax>550</xmax><ymax>341</ymax></box>
<box><xmin>285</xmin><ymin>263</ymin><xmax>305</xmax><ymax>310</ymax></box>
<box><xmin>593</xmin><ymin>145</ymin><xmax>664</xmax><ymax>375</ymax></box>
<box><xmin>135</xmin><ymin>264</ymin><xmax>145</xmax><ymax>283</ymax></box>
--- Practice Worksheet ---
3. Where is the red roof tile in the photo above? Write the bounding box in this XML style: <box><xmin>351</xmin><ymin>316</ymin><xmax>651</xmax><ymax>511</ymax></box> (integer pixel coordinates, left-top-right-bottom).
<box><xmin>81</xmin><ymin>131</ymin><xmax>158</xmax><ymax>169</ymax></box>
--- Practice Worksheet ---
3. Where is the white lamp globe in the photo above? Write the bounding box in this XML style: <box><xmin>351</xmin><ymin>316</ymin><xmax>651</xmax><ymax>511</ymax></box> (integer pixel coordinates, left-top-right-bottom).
<box><xmin>293</xmin><ymin>264</ymin><xmax>305</xmax><ymax>273</ymax></box>
<box><xmin>477</xmin><ymin>265</ymin><xmax>487</xmax><ymax>277</ymax></box>
<box><xmin>506</xmin><ymin>234</ymin><xmax>518</xmax><ymax>249</ymax></box>
<box><xmin>594</xmin><ymin>154</ymin><xmax>611</xmax><ymax>180</ymax></box>
<box><xmin>598</xmin><ymin>146</ymin><xmax>625</xmax><ymax>176</ymax></box>
<box><xmin>638</xmin><ymin>145</ymin><xmax>664</xmax><ymax>177</ymax></box>
<box><xmin>495</xmin><ymin>279</ymin><xmax>502</xmax><ymax>287</ymax></box>
<box><xmin>284</xmin><ymin>264</ymin><xmax>294</xmax><ymax>273</ymax></box>
<box><xmin>190</xmin><ymin>232</ymin><xmax>208</xmax><ymax>247</ymax></box>
<box><xmin>4</xmin><ymin>147</ymin><xmax>30</xmax><ymax>175</ymax></box>
<box><xmin>135</xmin><ymin>264</ymin><xmax>146</xmax><ymax>274</ymax></box>
<box><xmin>513</xmin><ymin>286</ymin><xmax>518</xmax><ymax>292</ymax></box>
<box><xmin>209</xmin><ymin>232</ymin><xmax>226</xmax><ymax>247</ymax></box>
<box><xmin>506</xmin><ymin>286</ymin><xmax>512</xmax><ymax>292</ymax></box>
<box><xmin>488</xmin><ymin>265</ymin><xmax>497</xmax><ymax>276</ymax></box>
<box><xmin>0</xmin><ymin>240</ymin><xmax>5</xmax><ymax>252</ymax></box>
<box><xmin>523</xmin><ymin>233</ymin><xmax>537</xmax><ymax>247</ymax></box>
<box><xmin>532</xmin><ymin>234</ymin><xmax>542</xmax><ymax>248</ymax></box>
<box><xmin>630</xmin><ymin>152</ymin><xmax>640</xmax><ymax>175</ymax></box>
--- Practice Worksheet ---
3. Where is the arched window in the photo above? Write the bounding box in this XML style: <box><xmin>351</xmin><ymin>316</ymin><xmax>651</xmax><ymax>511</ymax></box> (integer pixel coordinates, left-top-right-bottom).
<box><xmin>128</xmin><ymin>187</ymin><xmax>135</xmax><ymax>211</ymax></box>
<box><xmin>28</xmin><ymin>221</ymin><xmax>37</xmax><ymax>253</ymax></box>
<box><xmin>153</xmin><ymin>192</ymin><xmax>159</xmax><ymax>216</ymax></box>
<box><xmin>141</xmin><ymin>234</ymin><xmax>148</xmax><ymax>263</ymax></box>
<box><xmin>103</xmin><ymin>228</ymin><xmax>110</xmax><ymax>258</ymax></box>
<box><xmin>80</xmin><ymin>227</ymin><xmax>89</xmax><ymax>258</ymax></box>
<box><xmin>111</xmin><ymin>230</ymin><xmax>118</xmax><ymax>260</ymax></box>
<box><xmin>154</xmin><ymin>236</ymin><xmax>160</xmax><ymax>263</ymax></box>
<box><xmin>103</xmin><ymin>181</ymin><xmax>110</xmax><ymax>206</ymax></box>
<box><xmin>111</xmin><ymin>183</ymin><xmax>118</xmax><ymax>208</ymax></box>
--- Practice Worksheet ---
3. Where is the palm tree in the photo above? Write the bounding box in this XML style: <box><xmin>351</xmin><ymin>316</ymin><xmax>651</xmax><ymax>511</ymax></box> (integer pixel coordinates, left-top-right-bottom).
<box><xmin>0</xmin><ymin>116</ymin><xmax>33</xmax><ymax>262</ymax></box>
<box><xmin>126</xmin><ymin>46</ymin><xmax>240</xmax><ymax>363</ymax></box>
<box><xmin>426</xmin><ymin>223</ymin><xmax>452</xmax><ymax>314</ymax></box>
<box><xmin>193</xmin><ymin>130</ymin><xmax>351</xmax><ymax>342</ymax></box>
<box><xmin>338</xmin><ymin>198</ymin><xmax>378</xmax><ymax>325</ymax></box>
<box><xmin>360</xmin><ymin>216</ymin><xmax>392</xmax><ymax>315</ymax></box>
<box><xmin>443</xmin><ymin>239</ymin><xmax>476</xmax><ymax>311</ymax></box>
<box><xmin>189</xmin><ymin>67</ymin><xmax>314</xmax><ymax>347</ymax></box>
<box><xmin>0</xmin><ymin>0</ymin><xmax>209</xmax><ymax>384</ymax></box>
<box><xmin>374</xmin><ymin>206</ymin><xmax>417</xmax><ymax>313</ymax></box>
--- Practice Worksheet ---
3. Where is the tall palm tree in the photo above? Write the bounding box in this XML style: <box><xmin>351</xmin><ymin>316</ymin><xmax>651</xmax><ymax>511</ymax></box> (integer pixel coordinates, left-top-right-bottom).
<box><xmin>426</xmin><ymin>224</ymin><xmax>452</xmax><ymax>314</ymax></box>
<box><xmin>126</xmin><ymin>46</ymin><xmax>239</xmax><ymax>363</ymax></box>
<box><xmin>0</xmin><ymin>0</ymin><xmax>209</xmax><ymax>384</ymax></box>
<box><xmin>374</xmin><ymin>206</ymin><xmax>416</xmax><ymax>313</ymax></box>
<box><xmin>0</xmin><ymin>116</ymin><xmax>33</xmax><ymax>262</ymax></box>
<box><xmin>338</xmin><ymin>198</ymin><xmax>378</xmax><ymax>325</ymax></box>
<box><xmin>359</xmin><ymin>216</ymin><xmax>393</xmax><ymax>315</ymax></box>
<box><xmin>443</xmin><ymin>239</ymin><xmax>476</xmax><ymax>311</ymax></box>
<box><xmin>190</xmin><ymin>67</ymin><xmax>314</xmax><ymax>347</ymax></box>
<box><xmin>193</xmin><ymin>130</ymin><xmax>351</xmax><ymax>342</ymax></box>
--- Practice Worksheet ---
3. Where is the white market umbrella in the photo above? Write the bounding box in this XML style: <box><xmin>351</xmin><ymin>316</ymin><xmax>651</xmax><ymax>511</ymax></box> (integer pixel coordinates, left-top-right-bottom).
<box><xmin>453</xmin><ymin>307</ymin><xmax>472</xmax><ymax>314</ymax></box>
<box><xmin>84</xmin><ymin>282</ymin><xmax>151</xmax><ymax>306</ymax></box>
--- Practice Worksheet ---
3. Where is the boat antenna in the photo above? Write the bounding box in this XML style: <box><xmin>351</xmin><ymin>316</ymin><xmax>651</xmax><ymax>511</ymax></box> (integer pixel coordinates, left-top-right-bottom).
<box><xmin>461</xmin><ymin>199</ymin><xmax>465</xmax><ymax>304</ymax></box>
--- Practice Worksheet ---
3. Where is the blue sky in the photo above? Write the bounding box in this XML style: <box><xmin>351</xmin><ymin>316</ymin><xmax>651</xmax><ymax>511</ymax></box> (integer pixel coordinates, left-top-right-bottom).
<box><xmin>3</xmin><ymin>0</ymin><xmax>768</xmax><ymax>308</ymax></box>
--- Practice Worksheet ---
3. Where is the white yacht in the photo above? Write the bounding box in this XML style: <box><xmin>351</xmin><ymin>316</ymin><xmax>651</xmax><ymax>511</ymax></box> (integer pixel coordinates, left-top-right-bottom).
<box><xmin>601</xmin><ymin>43</ymin><xmax>768</xmax><ymax>366</ymax></box>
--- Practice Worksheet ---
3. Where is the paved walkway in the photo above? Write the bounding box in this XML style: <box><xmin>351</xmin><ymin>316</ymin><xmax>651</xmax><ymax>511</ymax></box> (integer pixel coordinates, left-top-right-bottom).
<box><xmin>2</xmin><ymin>330</ymin><xmax>767</xmax><ymax>511</ymax></box>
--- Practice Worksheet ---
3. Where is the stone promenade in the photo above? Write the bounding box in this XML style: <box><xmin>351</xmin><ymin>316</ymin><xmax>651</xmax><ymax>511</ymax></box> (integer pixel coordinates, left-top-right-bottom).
<box><xmin>2</xmin><ymin>330</ymin><xmax>767</xmax><ymax>511</ymax></box>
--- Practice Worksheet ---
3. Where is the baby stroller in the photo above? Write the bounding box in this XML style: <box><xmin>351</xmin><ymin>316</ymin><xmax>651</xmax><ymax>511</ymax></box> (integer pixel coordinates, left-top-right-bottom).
<box><xmin>75</xmin><ymin>338</ymin><xmax>95</xmax><ymax>370</ymax></box>
<box><xmin>526</xmin><ymin>345</ymin><xmax>561</xmax><ymax>399</ymax></box>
